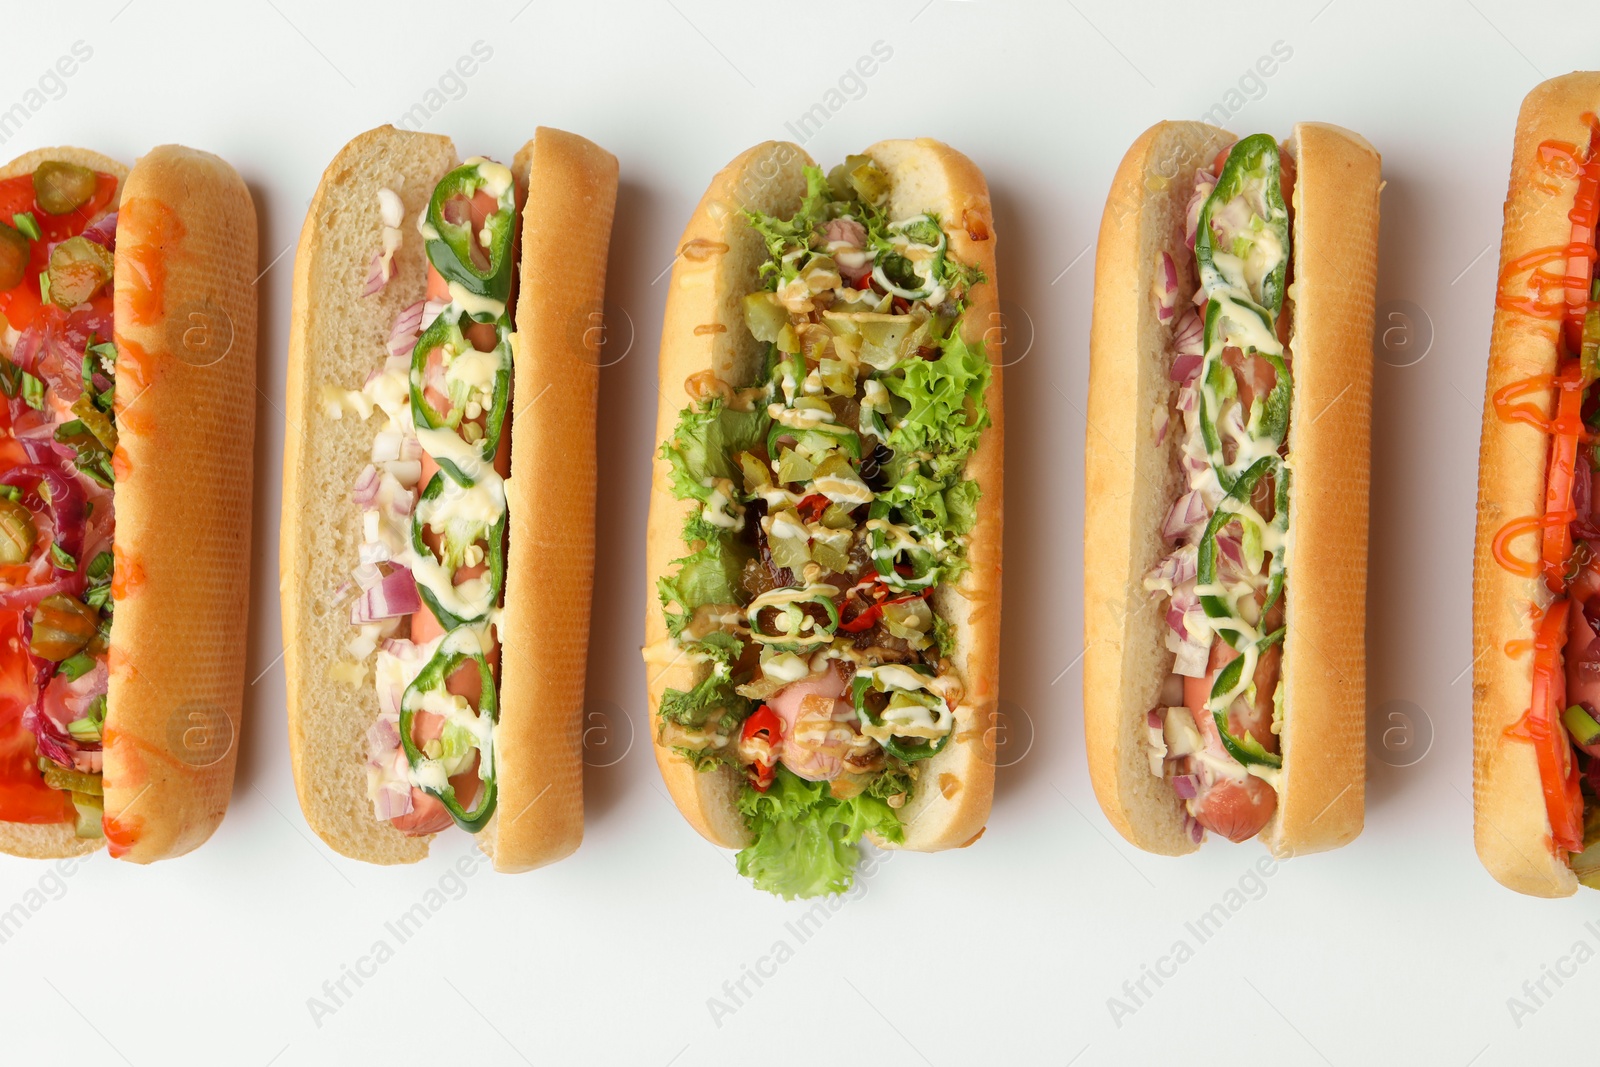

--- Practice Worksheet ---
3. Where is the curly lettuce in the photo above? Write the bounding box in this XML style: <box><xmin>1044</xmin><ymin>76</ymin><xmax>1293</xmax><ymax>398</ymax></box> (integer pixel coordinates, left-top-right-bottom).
<box><xmin>884</xmin><ymin>333</ymin><xmax>991</xmax><ymax>478</ymax></box>
<box><xmin>746</xmin><ymin>167</ymin><xmax>833</xmax><ymax>285</ymax></box>
<box><xmin>659</xmin><ymin>632</ymin><xmax>750</xmax><ymax>734</ymax></box>
<box><xmin>736</xmin><ymin>766</ymin><xmax>904</xmax><ymax>899</ymax></box>
<box><xmin>657</xmin><ymin>398</ymin><xmax>770</xmax><ymax>637</ymax></box>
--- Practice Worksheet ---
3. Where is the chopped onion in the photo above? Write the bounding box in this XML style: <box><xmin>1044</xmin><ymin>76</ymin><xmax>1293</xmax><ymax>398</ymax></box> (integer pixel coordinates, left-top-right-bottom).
<box><xmin>81</xmin><ymin>211</ymin><xmax>118</xmax><ymax>251</ymax></box>
<box><xmin>1171</xmin><ymin>774</ymin><xmax>1200</xmax><ymax>800</ymax></box>
<box><xmin>387</xmin><ymin>301</ymin><xmax>425</xmax><ymax>357</ymax></box>
<box><xmin>385</xmin><ymin>460</ymin><xmax>422</xmax><ymax>488</ymax></box>
<box><xmin>420</xmin><ymin>299</ymin><xmax>448</xmax><ymax>331</ymax></box>
<box><xmin>1176</xmin><ymin>383</ymin><xmax>1198</xmax><ymax>414</ymax></box>
<box><xmin>1185</xmin><ymin>813</ymin><xmax>1205</xmax><ymax>843</ymax></box>
<box><xmin>372</xmin><ymin>781</ymin><xmax>413</xmax><ymax>821</ymax></box>
<box><xmin>352</xmin><ymin>464</ymin><xmax>381</xmax><ymax>507</ymax></box>
<box><xmin>372</xmin><ymin>431</ymin><xmax>403</xmax><ymax>463</ymax></box>
<box><xmin>1173</xmin><ymin>308</ymin><xmax>1203</xmax><ymax>356</ymax></box>
<box><xmin>361</xmin><ymin>252</ymin><xmax>388</xmax><ymax>297</ymax></box>
<box><xmin>1153</xmin><ymin>403</ymin><xmax>1170</xmax><ymax>447</ymax></box>
<box><xmin>378</xmin><ymin>188</ymin><xmax>404</xmax><ymax>229</ymax></box>
<box><xmin>1154</xmin><ymin>251</ymin><xmax>1179</xmax><ymax>322</ymax></box>
<box><xmin>1161</xmin><ymin>491</ymin><xmax>1209</xmax><ymax>541</ymax></box>
<box><xmin>349</xmin><ymin>566</ymin><xmax>421</xmax><ymax>624</ymax></box>
<box><xmin>1169</xmin><ymin>355</ymin><xmax>1203</xmax><ymax>383</ymax></box>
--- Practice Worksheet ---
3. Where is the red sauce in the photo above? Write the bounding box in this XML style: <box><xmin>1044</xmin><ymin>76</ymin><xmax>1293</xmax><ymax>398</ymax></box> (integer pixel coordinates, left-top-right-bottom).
<box><xmin>110</xmin><ymin>545</ymin><xmax>144</xmax><ymax>600</ymax></box>
<box><xmin>113</xmin><ymin>197</ymin><xmax>184</xmax><ymax>327</ymax></box>
<box><xmin>0</xmin><ymin>172</ymin><xmax>118</xmax><ymax>334</ymax></box>
<box><xmin>1491</xmin><ymin>121</ymin><xmax>1600</xmax><ymax>858</ymax></box>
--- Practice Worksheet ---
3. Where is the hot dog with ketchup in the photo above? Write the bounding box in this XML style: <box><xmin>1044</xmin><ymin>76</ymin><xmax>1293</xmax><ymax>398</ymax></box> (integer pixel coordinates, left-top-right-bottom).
<box><xmin>0</xmin><ymin>144</ymin><xmax>257</xmax><ymax>862</ymax></box>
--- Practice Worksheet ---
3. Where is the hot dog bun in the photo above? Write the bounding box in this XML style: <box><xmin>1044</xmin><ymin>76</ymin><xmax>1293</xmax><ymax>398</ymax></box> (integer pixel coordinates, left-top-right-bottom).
<box><xmin>643</xmin><ymin>139</ymin><xmax>1003</xmax><ymax>853</ymax></box>
<box><xmin>1472</xmin><ymin>73</ymin><xmax>1600</xmax><ymax>898</ymax></box>
<box><xmin>0</xmin><ymin>145</ymin><xmax>257</xmax><ymax>862</ymax></box>
<box><xmin>282</xmin><ymin>126</ymin><xmax>615</xmax><ymax>869</ymax></box>
<box><xmin>1084</xmin><ymin>120</ymin><xmax>1379</xmax><ymax>858</ymax></box>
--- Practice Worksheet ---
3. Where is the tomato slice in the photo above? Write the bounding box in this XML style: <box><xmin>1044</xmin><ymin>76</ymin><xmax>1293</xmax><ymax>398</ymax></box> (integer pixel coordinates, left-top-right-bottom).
<box><xmin>0</xmin><ymin>610</ymin><xmax>71</xmax><ymax>824</ymax></box>
<box><xmin>1514</xmin><ymin>599</ymin><xmax>1585</xmax><ymax>853</ymax></box>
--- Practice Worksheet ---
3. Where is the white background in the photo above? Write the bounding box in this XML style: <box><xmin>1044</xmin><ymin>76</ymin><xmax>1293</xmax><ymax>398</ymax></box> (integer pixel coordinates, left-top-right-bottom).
<box><xmin>0</xmin><ymin>1</ymin><xmax>1588</xmax><ymax>1064</ymax></box>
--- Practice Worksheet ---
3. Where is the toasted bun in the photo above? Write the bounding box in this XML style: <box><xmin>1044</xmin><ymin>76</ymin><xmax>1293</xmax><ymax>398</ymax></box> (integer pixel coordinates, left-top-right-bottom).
<box><xmin>0</xmin><ymin>146</ymin><xmax>257</xmax><ymax>862</ymax></box>
<box><xmin>643</xmin><ymin>139</ymin><xmax>1003</xmax><ymax>853</ymax></box>
<box><xmin>1085</xmin><ymin>121</ymin><xmax>1379</xmax><ymax>858</ymax></box>
<box><xmin>1472</xmin><ymin>73</ymin><xmax>1600</xmax><ymax>898</ymax></box>
<box><xmin>482</xmin><ymin>129</ymin><xmax>616</xmax><ymax>873</ymax></box>
<box><xmin>283</xmin><ymin>126</ymin><xmax>614</xmax><ymax>869</ymax></box>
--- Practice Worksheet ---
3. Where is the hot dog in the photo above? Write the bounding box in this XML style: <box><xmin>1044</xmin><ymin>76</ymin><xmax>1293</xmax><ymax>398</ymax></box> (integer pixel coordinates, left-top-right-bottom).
<box><xmin>1474</xmin><ymin>72</ymin><xmax>1600</xmax><ymax>896</ymax></box>
<box><xmin>0</xmin><ymin>145</ymin><xmax>257</xmax><ymax>861</ymax></box>
<box><xmin>643</xmin><ymin>140</ymin><xmax>1003</xmax><ymax>898</ymax></box>
<box><xmin>1084</xmin><ymin>121</ymin><xmax>1380</xmax><ymax>856</ymax></box>
<box><xmin>281</xmin><ymin>126</ymin><xmax>616</xmax><ymax>870</ymax></box>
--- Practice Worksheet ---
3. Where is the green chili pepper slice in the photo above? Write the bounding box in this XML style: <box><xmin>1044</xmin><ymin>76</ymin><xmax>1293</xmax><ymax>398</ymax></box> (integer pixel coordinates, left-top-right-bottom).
<box><xmin>424</xmin><ymin>162</ymin><xmax>517</xmax><ymax>306</ymax></box>
<box><xmin>850</xmin><ymin>668</ymin><xmax>951</xmax><ymax>763</ymax></box>
<box><xmin>398</xmin><ymin>629</ymin><xmax>499</xmax><ymax>833</ymax></box>
<box><xmin>1208</xmin><ymin>628</ymin><xmax>1285</xmax><ymax>769</ymax></box>
<box><xmin>409</xmin><ymin>471</ymin><xmax>507</xmax><ymax>631</ymax></box>
<box><xmin>407</xmin><ymin>308</ymin><xmax>512</xmax><ymax>485</ymax></box>
<box><xmin>748</xmin><ymin>593</ymin><xmax>840</xmax><ymax>649</ymax></box>
<box><xmin>1193</xmin><ymin>134</ymin><xmax>1289</xmax><ymax>317</ymax></box>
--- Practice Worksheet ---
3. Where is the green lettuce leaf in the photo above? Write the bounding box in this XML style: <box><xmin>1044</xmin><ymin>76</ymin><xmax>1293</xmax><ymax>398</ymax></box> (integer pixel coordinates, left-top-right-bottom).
<box><xmin>883</xmin><ymin>333</ymin><xmax>991</xmax><ymax>479</ymax></box>
<box><xmin>745</xmin><ymin>167</ymin><xmax>833</xmax><ymax>284</ymax></box>
<box><xmin>661</xmin><ymin>398</ymin><xmax>770</xmax><ymax>503</ymax></box>
<box><xmin>657</xmin><ymin>529</ymin><xmax>745</xmax><ymax>638</ymax></box>
<box><xmin>735</xmin><ymin>767</ymin><xmax>904</xmax><ymax>900</ymax></box>
<box><xmin>660</xmin><ymin>632</ymin><xmax>750</xmax><ymax>733</ymax></box>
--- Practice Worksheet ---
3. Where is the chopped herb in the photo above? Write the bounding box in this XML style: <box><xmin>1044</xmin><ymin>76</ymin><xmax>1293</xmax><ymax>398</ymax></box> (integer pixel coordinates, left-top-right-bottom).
<box><xmin>58</xmin><ymin>652</ymin><xmax>95</xmax><ymax>680</ymax></box>
<box><xmin>84</xmin><ymin>583</ymin><xmax>111</xmax><ymax>609</ymax></box>
<box><xmin>86</xmin><ymin>551</ymin><xmax>113</xmax><ymax>581</ymax></box>
<box><xmin>37</xmin><ymin>270</ymin><xmax>50</xmax><ymax>306</ymax></box>
<box><xmin>0</xmin><ymin>356</ymin><xmax>17</xmax><ymax>399</ymax></box>
<box><xmin>19</xmin><ymin>370</ymin><xmax>44</xmax><ymax>410</ymax></box>
<box><xmin>0</xmin><ymin>486</ymin><xmax>17</xmax><ymax>503</ymax></box>
<box><xmin>49</xmin><ymin>543</ymin><xmax>75</xmax><ymax>571</ymax></box>
<box><xmin>12</xmin><ymin>212</ymin><xmax>40</xmax><ymax>241</ymax></box>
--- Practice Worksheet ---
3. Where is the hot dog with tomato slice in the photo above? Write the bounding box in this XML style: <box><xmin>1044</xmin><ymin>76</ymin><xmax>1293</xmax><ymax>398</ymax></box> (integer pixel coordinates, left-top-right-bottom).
<box><xmin>1084</xmin><ymin>121</ymin><xmax>1380</xmax><ymax>856</ymax></box>
<box><xmin>281</xmin><ymin>126</ymin><xmax>616</xmax><ymax>870</ymax></box>
<box><xmin>1473</xmin><ymin>72</ymin><xmax>1600</xmax><ymax>897</ymax></box>
<box><xmin>0</xmin><ymin>145</ymin><xmax>257</xmax><ymax>862</ymax></box>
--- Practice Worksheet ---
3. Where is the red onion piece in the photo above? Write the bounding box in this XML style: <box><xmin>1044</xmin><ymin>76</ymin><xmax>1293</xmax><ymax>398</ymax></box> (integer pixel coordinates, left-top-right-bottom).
<box><xmin>362</xmin><ymin>252</ymin><xmax>388</xmax><ymax>297</ymax></box>
<box><xmin>349</xmin><ymin>567</ymin><xmax>421</xmax><ymax>624</ymax></box>
<box><xmin>1169</xmin><ymin>355</ymin><xmax>1203</xmax><ymax>383</ymax></box>
<box><xmin>1</xmin><ymin>464</ymin><xmax>87</xmax><ymax>573</ymax></box>
<box><xmin>1147</xmin><ymin>709</ymin><xmax>1164</xmax><ymax>730</ymax></box>
<box><xmin>1154</xmin><ymin>251</ymin><xmax>1179</xmax><ymax>322</ymax></box>
<box><xmin>388</xmin><ymin>300</ymin><xmax>425</xmax><ymax>357</ymax></box>
<box><xmin>1161</xmin><ymin>492</ymin><xmax>1209</xmax><ymax>541</ymax></box>
<box><xmin>352</xmin><ymin>464</ymin><xmax>381</xmax><ymax>507</ymax></box>
<box><xmin>1173</xmin><ymin>308</ymin><xmax>1204</xmax><ymax>357</ymax></box>
<box><xmin>82</xmin><ymin>211</ymin><xmax>118</xmax><ymax>250</ymax></box>
<box><xmin>372</xmin><ymin>782</ymin><xmax>413</xmax><ymax>821</ymax></box>
<box><xmin>1171</xmin><ymin>774</ymin><xmax>1200</xmax><ymax>800</ymax></box>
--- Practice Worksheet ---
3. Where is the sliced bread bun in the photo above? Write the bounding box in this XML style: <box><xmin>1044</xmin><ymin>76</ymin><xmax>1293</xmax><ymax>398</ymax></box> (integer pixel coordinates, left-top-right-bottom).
<box><xmin>643</xmin><ymin>138</ymin><xmax>1003</xmax><ymax>853</ymax></box>
<box><xmin>1085</xmin><ymin>121</ymin><xmax>1379</xmax><ymax>859</ymax></box>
